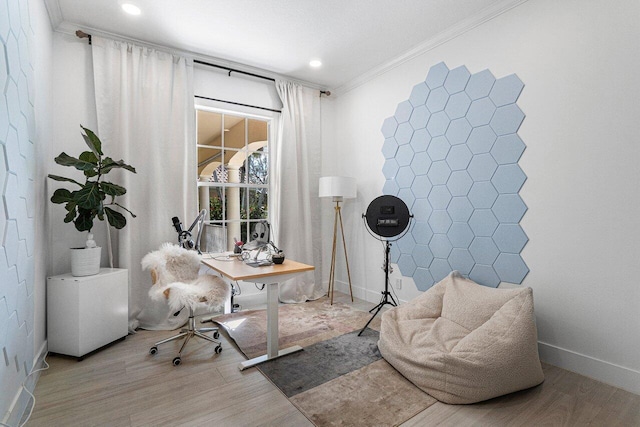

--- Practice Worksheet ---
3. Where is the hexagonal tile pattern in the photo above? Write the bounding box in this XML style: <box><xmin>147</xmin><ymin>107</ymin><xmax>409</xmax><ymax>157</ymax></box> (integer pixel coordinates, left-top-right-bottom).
<box><xmin>0</xmin><ymin>2</ymin><xmax>36</xmax><ymax>410</ymax></box>
<box><xmin>409</xmin><ymin>105</ymin><xmax>430</xmax><ymax>130</ymax></box>
<box><xmin>427</xmin><ymin>162</ymin><xmax>451</xmax><ymax>186</ymax></box>
<box><xmin>493</xmin><ymin>253</ymin><xmax>529</xmax><ymax>283</ymax></box>
<box><xmin>430</xmin><ymin>258</ymin><xmax>452</xmax><ymax>282</ymax></box>
<box><xmin>467</xmin><ymin>125</ymin><xmax>497</xmax><ymax>155</ymax></box>
<box><xmin>414</xmin><ymin>268</ymin><xmax>435</xmax><ymax>291</ymax></box>
<box><xmin>467</xmin><ymin>97</ymin><xmax>496</xmax><ymax>127</ymax></box>
<box><xmin>443</xmin><ymin>65</ymin><xmax>470</xmax><ymax>94</ymax></box>
<box><xmin>490</xmin><ymin>104</ymin><xmax>525</xmax><ymax>136</ymax></box>
<box><xmin>468</xmin><ymin>181</ymin><xmax>498</xmax><ymax>209</ymax></box>
<box><xmin>493</xmin><ymin>224</ymin><xmax>528</xmax><ymax>253</ymax></box>
<box><xmin>426</xmin><ymin>87</ymin><xmax>449</xmax><ymax>112</ymax></box>
<box><xmin>394</xmin><ymin>100</ymin><xmax>413</xmax><ymax>123</ymax></box>
<box><xmin>381</xmin><ymin>117</ymin><xmax>398</xmax><ymax>138</ymax></box>
<box><xmin>446</xmin><ymin>170</ymin><xmax>472</xmax><ymax>197</ymax></box>
<box><xmin>490</xmin><ymin>74</ymin><xmax>524</xmax><ymax>107</ymax></box>
<box><xmin>465</xmin><ymin>69</ymin><xmax>496</xmax><ymax>100</ymax></box>
<box><xmin>395</xmin><ymin>144</ymin><xmax>414</xmax><ymax>167</ymax></box>
<box><xmin>382</xmin><ymin>179</ymin><xmax>399</xmax><ymax>196</ymax></box>
<box><xmin>412</xmin><ymin>244</ymin><xmax>434</xmax><ymax>268</ymax></box>
<box><xmin>444</xmin><ymin>92</ymin><xmax>471</xmax><ymax>119</ymax></box>
<box><xmin>395</xmin><ymin>122</ymin><xmax>414</xmax><ymax>145</ymax></box>
<box><xmin>468</xmin><ymin>209</ymin><xmax>499</xmax><ymax>237</ymax></box>
<box><xmin>491</xmin><ymin>134</ymin><xmax>525</xmax><ymax>165</ymax></box>
<box><xmin>445</xmin><ymin>118</ymin><xmax>471</xmax><ymax>145</ymax></box>
<box><xmin>446</xmin><ymin>144</ymin><xmax>472</xmax><ymax>171</ymax></box>
<box><xmin>426</xmin><ymin>111</ymin><xmax>449</xmax><ymax>137</ymax></box>
<box><xmin>425</xmin><ymin>62</ymin><xmax>449</xmax><ymax>89</ymax></box>
<box><xmin>410</xmin><ymin>151</ymin><xmax>430</xmax><ymax>176</ymax></box>
<box><xmin>412</xmin><ymin>198</ymin><xmax>432</xmax><ymax>222</ymax></box>
<box><xmin>380</xmin><ymin>62</ymin><xmax>527</xmax><ymax>289</ymax></box>
<box><xmin>411</xmin><ymin>174</ymin><xmax>431</xmax><ymax>197</ymax></box>
<box><xmin>410</xmin><ymin>128</ymin><xmax>430</xmax><ymax>153</ymax></box>
<box><xmin>381</xmin><ymin>137</ymin><xmax>398</xmax><ymax>159</ymax></box>
<box><xmin>429</xmin><ymin>234</ymin><xmax>453</xmax><ymax>259</ymax></box>
<box><xmin>409</xmin><ymin>82</ymin><xmax>430</xmax><ymax>107</ymax></box>
<box><xmin>428</xmin><ymin>184</ymin><xmax>452</xmax><ymax>210</ymax></box>
<box><xmin>468</xmin><ymin>153</ymin><xmax>498</xmax><ymax>181</ymax></box>
<box><xmin>492</xmin><ymin>164</ymin><xmax>526</xmax><ymax>193</ymax></box>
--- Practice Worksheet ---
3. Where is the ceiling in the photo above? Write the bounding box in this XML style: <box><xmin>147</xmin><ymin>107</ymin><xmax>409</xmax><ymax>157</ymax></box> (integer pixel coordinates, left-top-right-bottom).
<box><xmin>47</xmin><ymin>0</ymin><xmax>518</xmax><ymax>90</ymax></box>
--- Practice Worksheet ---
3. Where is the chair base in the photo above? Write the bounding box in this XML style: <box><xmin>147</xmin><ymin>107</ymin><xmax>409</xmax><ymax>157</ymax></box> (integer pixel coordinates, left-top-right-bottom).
<box><xmin>149</xmin><ymin>308</ymin><xmax>222</xmax><ymax>365</ymax></box>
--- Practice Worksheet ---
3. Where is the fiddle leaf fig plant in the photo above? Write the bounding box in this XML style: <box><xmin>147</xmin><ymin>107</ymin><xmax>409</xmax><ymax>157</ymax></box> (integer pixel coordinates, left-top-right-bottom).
<box><xmin>48</xmin><ymin>125</ymin><xmax>137</xmax><ymax>232</ymax></box>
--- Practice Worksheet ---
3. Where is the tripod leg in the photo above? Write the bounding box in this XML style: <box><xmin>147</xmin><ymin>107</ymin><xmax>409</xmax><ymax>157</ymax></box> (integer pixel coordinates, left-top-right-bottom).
<box><xmin>328</xmin><ymin>206</ymin><xmax>339</xmax><ymax>304</ymax></box>
<box><xmin>358</xmin><ymin>303</ymin><xmax>385</xmax><ymax>336</ymax></box>
<box><xmin>337</xmin><ymin>206</ymin><xmax>354</xmax><ymax>303</ymax></box>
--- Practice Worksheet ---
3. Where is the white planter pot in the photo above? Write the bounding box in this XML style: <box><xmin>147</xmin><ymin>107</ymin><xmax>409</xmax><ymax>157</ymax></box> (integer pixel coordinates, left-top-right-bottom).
<box><xmin>71</xmin><ymin>247</ymin><xmax>102</xmax><ymax>277</ymax></box>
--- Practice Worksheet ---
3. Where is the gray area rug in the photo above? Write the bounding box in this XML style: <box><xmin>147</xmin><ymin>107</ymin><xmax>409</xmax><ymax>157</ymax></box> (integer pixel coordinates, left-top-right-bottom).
<box><xmin>213</xmin><ymin>298</ymin><xmax>436</xmax><ymax>426</ymax></box>
<box><xmin>258</xmin><ymin>328</ymin><xmax>382</xmax><ymax>397</ymax></box>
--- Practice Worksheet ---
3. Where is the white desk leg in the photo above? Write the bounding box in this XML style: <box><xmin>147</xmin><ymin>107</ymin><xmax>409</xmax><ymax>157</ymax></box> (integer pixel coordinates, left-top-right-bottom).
<box><xmin>238</xmin><ymin>281</ymin><xmax>303</xmax><ymax>370</ymax></box>
<box><xmin>266</xmin><ymin>282</ymin><xmax>279</xmax><ymax>358</ymax></box>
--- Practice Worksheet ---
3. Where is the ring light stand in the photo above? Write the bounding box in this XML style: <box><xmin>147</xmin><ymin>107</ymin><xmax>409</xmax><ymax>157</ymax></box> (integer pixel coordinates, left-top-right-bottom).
<box><xmin>358</xmin><ymin>195</ymin><xmax>413</xmax><ymax>336</ymax></box>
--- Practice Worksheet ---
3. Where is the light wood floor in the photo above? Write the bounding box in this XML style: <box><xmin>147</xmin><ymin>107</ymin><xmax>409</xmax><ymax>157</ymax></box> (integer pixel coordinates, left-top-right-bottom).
<box><xmin>29</xmin><ymin>292</ymin><xmax>639</xmax><ymax>426</ymax></box>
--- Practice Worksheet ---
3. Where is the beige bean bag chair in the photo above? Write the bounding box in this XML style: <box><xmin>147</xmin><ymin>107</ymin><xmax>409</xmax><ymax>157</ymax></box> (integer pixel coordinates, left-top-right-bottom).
<box><xmin>378</xmin><ymin>271</ymin><xmax>544</xmax><ymax>404</ymax></box>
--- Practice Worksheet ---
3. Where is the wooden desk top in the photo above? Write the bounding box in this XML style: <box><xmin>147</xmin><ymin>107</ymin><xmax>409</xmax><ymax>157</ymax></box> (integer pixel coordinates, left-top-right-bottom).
<box><xmin>201</xmin><ymin>255</ymin><xmax>314</xmax><ymax>282</ymax></box>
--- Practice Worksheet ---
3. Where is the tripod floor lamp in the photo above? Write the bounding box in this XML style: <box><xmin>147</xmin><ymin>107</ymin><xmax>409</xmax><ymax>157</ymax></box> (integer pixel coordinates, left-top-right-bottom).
<box><xmin>319</xmin><ymin>176</ymin><xmax>357</xmax><ymax>304</ymax></box>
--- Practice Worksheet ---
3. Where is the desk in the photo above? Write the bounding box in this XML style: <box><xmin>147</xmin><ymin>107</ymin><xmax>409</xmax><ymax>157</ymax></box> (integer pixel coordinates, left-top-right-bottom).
<box><xmin>201</xmin><ymin>256</ymin><xmax>314</xmax><ymax>370</ymax></box>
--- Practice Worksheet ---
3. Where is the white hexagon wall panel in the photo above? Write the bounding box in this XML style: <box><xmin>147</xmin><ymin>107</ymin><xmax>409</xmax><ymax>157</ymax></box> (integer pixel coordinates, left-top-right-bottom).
<box><xmin>382</xmin><ymin>62</ymin><xmax>528</xmax><ymax>290</ymax></box>
<box><xmin>0</xmin><ymin>0</ymin><xmax>36</xmax><ymax>417</ymax></box>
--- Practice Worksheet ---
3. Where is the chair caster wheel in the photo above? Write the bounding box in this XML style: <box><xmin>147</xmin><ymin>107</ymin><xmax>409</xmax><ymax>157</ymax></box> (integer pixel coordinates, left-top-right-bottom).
<box><xmin>213</xmin><ymin>331</ymin><xmax>220</xmax><ymax>339</ymax></box>
<box><xmin>172</xmin><ymin>357</ymin><xmax>181</xmax><ymax>366</ymax></box>
<box><xmin>149</xmin><ymin>346</ymin><xmax>158</xmax><ymax>355</ymax></box>
<box><xmin>215</xmin><ymin>345</ymin><xmax>222</xmax><ymax>354</ymax></box>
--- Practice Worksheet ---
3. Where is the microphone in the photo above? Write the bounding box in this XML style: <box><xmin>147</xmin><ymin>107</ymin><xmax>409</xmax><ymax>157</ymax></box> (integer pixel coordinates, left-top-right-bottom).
<box><xmin>172</xmin><ymin>217</ymin><xmax>183</xmax><ymax>233</ymax></box>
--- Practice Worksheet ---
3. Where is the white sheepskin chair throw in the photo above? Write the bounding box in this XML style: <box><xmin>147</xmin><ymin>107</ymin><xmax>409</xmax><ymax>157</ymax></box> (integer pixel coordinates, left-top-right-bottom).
<box><xmin>142</xmin><ymin>243</ymin><xmax>230</xmax><ymax>313</ymax></box>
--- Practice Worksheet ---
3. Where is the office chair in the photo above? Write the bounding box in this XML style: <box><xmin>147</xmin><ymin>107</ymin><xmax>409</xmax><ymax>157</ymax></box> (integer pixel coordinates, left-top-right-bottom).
<box><xmin>142</xmin><ymin>243</ymin><xmax>231</xmax><ymax>365</ymax></box>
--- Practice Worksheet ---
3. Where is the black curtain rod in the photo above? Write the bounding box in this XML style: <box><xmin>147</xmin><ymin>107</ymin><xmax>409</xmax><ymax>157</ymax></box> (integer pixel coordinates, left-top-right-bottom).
<box><xmin>194</xmin><ymin>60</ymin><xmax>276</xmax><ymax>83</ymax></box>
<box><xmin>195</xmin><ymin>95</ymin><xmax>281</xmax><ymax>114</ymax></box>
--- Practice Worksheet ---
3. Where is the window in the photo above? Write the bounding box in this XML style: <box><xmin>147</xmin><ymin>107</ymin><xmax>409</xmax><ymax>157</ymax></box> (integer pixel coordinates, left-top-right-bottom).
<box><xmin>196</xmin><ymin>107</ymin><xmax>270</xmax><ymax>252</ymax></box>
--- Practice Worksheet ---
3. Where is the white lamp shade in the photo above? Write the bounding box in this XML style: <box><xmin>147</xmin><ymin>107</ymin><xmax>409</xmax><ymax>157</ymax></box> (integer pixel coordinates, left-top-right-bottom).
<box><xmin>319</xmin><ymin>176</ymin><xmax>357</xmax><ymax>199</ymax></box>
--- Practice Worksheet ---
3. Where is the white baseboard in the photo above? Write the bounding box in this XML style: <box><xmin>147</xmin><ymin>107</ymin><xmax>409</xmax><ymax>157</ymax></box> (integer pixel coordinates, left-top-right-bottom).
<box><xmin>538</xmin><ymin>341</ymin><xmax>640</xmax><ymax>395</ymax></box>
<box><xmin>4</xmin><ymin>341</ymin><xmax>48</xmax><ymax>427</ymax></box>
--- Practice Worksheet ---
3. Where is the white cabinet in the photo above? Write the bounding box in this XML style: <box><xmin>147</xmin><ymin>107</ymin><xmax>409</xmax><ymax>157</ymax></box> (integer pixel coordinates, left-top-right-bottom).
<box><xmin>47</xmin><ymin>268</ymin><xmax>129</xmax><ymax>358</ymax></box>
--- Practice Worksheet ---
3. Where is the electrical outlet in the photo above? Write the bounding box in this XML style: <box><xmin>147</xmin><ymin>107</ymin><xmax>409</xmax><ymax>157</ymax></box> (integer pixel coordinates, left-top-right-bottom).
<box><xmin>395</xmin><ymin>278</ymin><xmax>402</xmax><ymax>290</ymax></box>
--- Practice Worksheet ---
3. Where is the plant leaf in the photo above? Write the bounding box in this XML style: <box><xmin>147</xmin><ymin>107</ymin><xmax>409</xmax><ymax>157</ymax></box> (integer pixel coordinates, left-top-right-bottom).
<box><xmin>101</xmin><ymin>157</ymin><xmax>137</xmax><ymax>174</ymax></box>
<box><xmin>47</xmin><ymin>174</ymin><xmax>83</xmax><ymax>187</ymax></box>
<box><xmin>105</xmin><ymin>207</ymin><xmax>127</xmax><ymax>229</ymax></box>
<box><xmin>81</xmin><ymin>126</ymin><xmax>103</xmax><ymax>157</ymax></box>
<box><xmin>100</xmin><ymin>181</ymin><xmax>126</xmax><ymax>197</ymax></box>
<box><xmin>76</xmin><ymin>182</ymin><xmax>104</xmax><ymax>209</ymax></box>
<box><xmin>51</xmin><ymin>188</ymin><xmax>74</xmax><ymax>204</ymax></box>
<box><xmin>79</xmin><ymin>151</ymin><xmax>99</xmax><ymax>177</ymax></box>
<box><xmin>64</xmin><ymin>209</ymin><xmax>76</xmax><ymax>223</ymax></box>
<box><xmin>75</xmin><ymin>208</ymin><xmax>94</xmax><ymax>232</ymax></box>
<box><xmin>54</xmin><ymin>152</ymin><xmax>96</xmax><ymax>172</ymax></box>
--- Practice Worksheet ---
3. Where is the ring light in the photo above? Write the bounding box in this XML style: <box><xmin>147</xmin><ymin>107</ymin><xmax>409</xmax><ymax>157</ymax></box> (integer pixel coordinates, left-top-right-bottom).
<box><xmin>364</xmin><ymin>195</ymin><xmax>411</xmax><ymax>239</ymax></box>
<box><xmin>359</xmin><ymin>194</ymin><xmax>413</xmax><ymax>336</ymax></box>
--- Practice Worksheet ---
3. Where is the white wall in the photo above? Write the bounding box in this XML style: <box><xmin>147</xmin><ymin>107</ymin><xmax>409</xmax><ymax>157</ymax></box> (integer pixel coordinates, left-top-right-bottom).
<box><xmin>0</xmin><ymin>0</ymin><xmax>52</xmax><ymax>423</ymax></box>
<box><xmin>326</xmin><ymin>0</ymin><xmax>640</xmax><ymax>393</ymax></box>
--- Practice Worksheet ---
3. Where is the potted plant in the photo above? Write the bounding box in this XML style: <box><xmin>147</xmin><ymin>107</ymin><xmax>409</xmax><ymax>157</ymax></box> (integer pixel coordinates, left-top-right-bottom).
<box><xmin>48</xmin><ymin>125</ymin><xmax>136</xmax><ymax>276</ymax></box>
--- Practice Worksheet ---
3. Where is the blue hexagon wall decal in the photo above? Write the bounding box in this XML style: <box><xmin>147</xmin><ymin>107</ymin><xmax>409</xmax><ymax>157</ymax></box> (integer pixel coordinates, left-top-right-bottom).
<box><xmin>381</xmin><ymin>62</ymin><xmax>528</xmax><ymax>289</ymax></box>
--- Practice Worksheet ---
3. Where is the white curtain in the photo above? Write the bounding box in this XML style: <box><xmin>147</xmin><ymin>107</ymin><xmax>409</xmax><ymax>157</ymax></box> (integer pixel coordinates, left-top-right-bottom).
<box><xmin>273</xmin><ymin>80</ymin><xmax>324</xmax><ymax>303</ymax></box>
<box><xmin>91</xmin><ymin>37</ymin><xmax>196</xmax><ymax>330</ymax></box>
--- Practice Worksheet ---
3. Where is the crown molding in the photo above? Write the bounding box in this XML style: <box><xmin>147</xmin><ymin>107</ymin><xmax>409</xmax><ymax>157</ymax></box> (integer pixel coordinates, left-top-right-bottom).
<box><xmin>53</xmin><ymin>21</ymin><xmax>322</xmax><ymax>91</ymax></box>
<box><xmin>43</xmin><ymin>0</ymin><xmax>63</xmax><ymax>29</ymax></box>
<box><xmin>332</xmin><ymin>0</ymin><xmax>529</xmax><ymax>97</ymax></box>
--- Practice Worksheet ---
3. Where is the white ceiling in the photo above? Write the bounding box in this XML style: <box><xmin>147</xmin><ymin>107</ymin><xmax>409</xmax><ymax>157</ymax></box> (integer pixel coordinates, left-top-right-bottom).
<box><xmin>47</xmin><ymin>0</ymin><xmax>520</xmax><ymax>90</ymax></box>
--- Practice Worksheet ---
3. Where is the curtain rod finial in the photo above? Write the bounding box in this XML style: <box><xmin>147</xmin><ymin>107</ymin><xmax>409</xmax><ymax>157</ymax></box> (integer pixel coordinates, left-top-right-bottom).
<box><xmin>76</xmin><ymin>30</ymin><xmax>92</xmax><ymax>45</ymax></box>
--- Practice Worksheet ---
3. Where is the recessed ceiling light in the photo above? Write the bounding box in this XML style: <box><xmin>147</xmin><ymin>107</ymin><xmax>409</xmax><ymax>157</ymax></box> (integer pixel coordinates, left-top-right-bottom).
<box><xmin>121</xmin><ymin>3</ymin><xmax>141</xmax><ymax>15</ymax></box>
<box><xmin>309</xmin><ymin>59</ymin><xmax>322</xmax><ymax>68</ymax></box>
